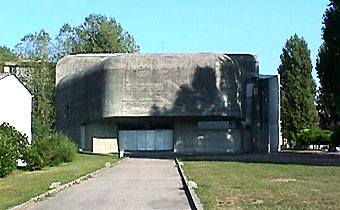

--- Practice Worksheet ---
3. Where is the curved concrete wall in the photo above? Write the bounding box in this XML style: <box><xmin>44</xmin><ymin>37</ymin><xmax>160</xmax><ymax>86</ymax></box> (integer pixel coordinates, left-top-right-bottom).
<box><xmin>56</xmin><ymin>53</ymin><xmax>259</xmax><ymax>150</ymax></box>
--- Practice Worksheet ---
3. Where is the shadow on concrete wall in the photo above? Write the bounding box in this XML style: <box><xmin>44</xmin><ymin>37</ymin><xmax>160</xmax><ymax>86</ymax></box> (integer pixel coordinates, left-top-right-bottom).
<box><xmin>172</xmin><ymin>66</ymin><xmax>226</xmax><ymax>115</ymax></box>
<box><xmin>150</xmin><ymin>66</ymin><xmax>224</xmax><ymax>116</ymax></box>
<box><xmin>150</xmin><ymin>55</ymin><xmax>244</xmax><ymax>117</ymax></box>
<box><xmin>218</xmin><ymin>55</ymin><xmax>243</xmax><ymax>116</ymax></box>
<box><xmin>149</xmin><ymin>56</ymin><xmax>246</xmax><ymax>153</ymax></box>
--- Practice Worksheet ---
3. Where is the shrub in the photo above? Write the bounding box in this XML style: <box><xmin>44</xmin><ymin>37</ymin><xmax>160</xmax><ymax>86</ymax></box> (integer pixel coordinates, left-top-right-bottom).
<box><xmin>52</xmin><ymin>132</ymin><xmax>77</xmax><ymax>165</ymax></box>
<box><xmin>24</xmin><ymin>131</ymin><xmax>77</xmax><ymax>170</ymax></box>
<box><xmin>24</xmin><ymin>133</ymin><xmax>55</xmax><ymax>170</ymax></box>
<box><xmin>296</xmin><ymin>129</ymin><xmax>333</xmax><ymax>148</ymax></box>
<box><xmin>314</xmin><ymin>129</ymin><xmax>333</xmax><ymax>145</ymax></box>
<box><xmin>0</xmin><ymin>123</ymin><xmax>28</xmax><ymax>177</ymax></box>
<box><xmin>331</xmin><ymin>127</ymin><xmax>340</xmax><ymax>147</ymax></box>
<box><xmin>24</xmin><ymin>146</ymin><xmax>46</xmax><ymax>171</ymax></box>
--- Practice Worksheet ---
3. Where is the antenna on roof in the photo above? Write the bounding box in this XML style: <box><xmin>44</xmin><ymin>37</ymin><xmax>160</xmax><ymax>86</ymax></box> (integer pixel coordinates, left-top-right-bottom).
<box><xmin>161</xmin><ymin>41</ymin><xmax>164</xmax><ymax>53</ymax></box>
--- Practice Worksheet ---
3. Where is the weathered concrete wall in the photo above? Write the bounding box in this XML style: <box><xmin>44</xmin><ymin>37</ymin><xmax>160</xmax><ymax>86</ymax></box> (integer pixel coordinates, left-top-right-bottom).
<box><xmin>82</xmin><ymin>121</ymin><xmax>118</xmax><ymax>151</ymax></box>
<box><xmin>56</xmin><ymin>54</ymin><xmax>120</xmax><ymax>84</ymax></box>
<box><xmin>244</xmin><ymin>82</ymin><xmax>254</xmax><ymax>153</ymax></box>
<box><xmin>250</xmin><ymin>77</ymin><xmax>269</xmax><ymax>153</ymax></box>
<box><xmin>247</xmin><ymin>75</ymin><xmax>281</xmax><ymax>153</ymax></box>
<box><xmin>198</xmin><ymin>129</ymin><xmax>243</xmax><ymax>153</ymax></box>
<box><xmin>173</xmin><ymin>121</ymin><xmax>198</xmax><ymax>153</ymax></box>
<box><xmin>173</xmin><ymin>120</ymin><xmax>243</xmax><ymax>154</ymax></box>
<box><xmin>57</xmin><ymin>53</ymin><xmax>258</xmax><ymax>121</ymax></box>
<box><xmin>267</xmin><ymin>76</ymin><xmax>281</xmax><ymax>152</ymax></box>
<box><xmin>56</xmin><ymin>53</ymin><xmax>264</xmax><ymax>153</ymax></box>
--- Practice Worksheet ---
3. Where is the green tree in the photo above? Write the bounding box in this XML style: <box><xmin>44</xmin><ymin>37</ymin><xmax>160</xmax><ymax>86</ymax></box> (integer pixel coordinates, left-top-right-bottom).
<box><xmin>14</xmin><ymin>31</ymin><xmax>55</xmax><ymax>138</ymax></box>
<box><xmin>15</xmin><ymin>29</ymin><xmax>51</xmax><ymax>60</ymax></box>
<box><xmin>0</xmin><ymin>123</ymin><xmax>28</xmax><ymax>177</ymax></box>
<box><xmin>55</xmin><ymin>14</ymin><xmax>139</xmax><ymax>60</ymax></box>
<box><xmin>0</xmin><ymin>46</ymin><xmax>18</xmax><ymax>73</ymax></box>
<box><xmin>316</xmin><ymin>90</ymin><xmax>332</xmax><ymax>129</ymax></box>
<box><xmin>54</xmin><ymin>24</ymin><xmax>77</xmax><ymax>60</ymax></box>
<box><xmin>29</xmin><ymin>61</ymin><xmax>56</xmax><ymax>138</ymax></box>
<box><xmin>13</xmin><ymin>14</ymin><xmax>140</xmax><ymax>138</ymax></box>
<box><xmin>316</xmin><ymin>0</ymin><xmax>340</xmax><ymax>128</ymax></box>
<box><xmin>278</xmin><ymin>34</ymin><xmax>319</xmax><ymax>145</ymax></box>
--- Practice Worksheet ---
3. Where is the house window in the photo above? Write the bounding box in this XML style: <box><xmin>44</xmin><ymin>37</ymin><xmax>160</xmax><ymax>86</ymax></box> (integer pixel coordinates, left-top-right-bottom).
<box><xmin>9</xmin><ymin>67</ymin><xmax>15</xmax><ymax>74</ymax></box>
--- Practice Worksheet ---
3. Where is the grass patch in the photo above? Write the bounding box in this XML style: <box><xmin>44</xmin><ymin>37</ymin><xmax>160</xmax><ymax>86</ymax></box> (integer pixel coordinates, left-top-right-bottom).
<box><xmin>182</xmin><ymin>161</ymin><xmax>340</xmax><ymax>210</ymax></box>
<box><xmin>0</xmin><ymin>153</ymin><xmax>119</xmax><ymax>210</ymax></box>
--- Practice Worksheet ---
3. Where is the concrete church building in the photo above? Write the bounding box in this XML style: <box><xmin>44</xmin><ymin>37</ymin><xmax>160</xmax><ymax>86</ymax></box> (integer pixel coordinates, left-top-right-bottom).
<box><xmin>56</xmin><ymin>53</ymin><xmax>281</xmax><ymax>154</ymax></box>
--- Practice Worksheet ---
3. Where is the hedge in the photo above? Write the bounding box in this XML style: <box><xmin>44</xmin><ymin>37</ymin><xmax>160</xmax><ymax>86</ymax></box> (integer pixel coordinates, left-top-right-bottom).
<box><xmin>25</xmin><ymin>131</ymin><xmax>78</xmax><ymax>170</ymax></box>
<box><xmin>0</xmin><ymin>123</ymin><xmax>28</xmax><ymax>177</ymax></box>
<box><xmin>330</xmin><ymin>127</ymin><xmax>340</xmax><ymax>147</ymax></box>
<box><xmin>296</xmin><ymin>129</ymin><xmax>333</xmax><ymax>148</ymax></box>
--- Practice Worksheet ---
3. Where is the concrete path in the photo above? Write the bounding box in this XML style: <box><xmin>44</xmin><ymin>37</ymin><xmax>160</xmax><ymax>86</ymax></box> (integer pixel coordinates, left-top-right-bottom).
<box><xmin>21</xmin><ymin>158</ymin><xmax>191</xmax><ymax>210</ymax></box>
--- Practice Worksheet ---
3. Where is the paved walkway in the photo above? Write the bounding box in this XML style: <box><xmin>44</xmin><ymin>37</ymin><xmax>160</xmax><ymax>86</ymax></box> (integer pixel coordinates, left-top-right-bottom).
<box><xmin>22</xmin><ymin>158</ymin><xmax>191</xmax><ymax>210</ymax></box>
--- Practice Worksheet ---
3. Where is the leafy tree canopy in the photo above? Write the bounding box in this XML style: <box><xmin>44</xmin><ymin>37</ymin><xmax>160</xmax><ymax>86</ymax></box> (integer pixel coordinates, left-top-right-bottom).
<box><xmin>15</xmin><ymin>30</ymin><xmax>51</xmax><ymax>60</ymax></box>
<box><xmin>13</xmin><ymin>31</ymin><xmax>55</xmax><ymax>137</ymax></box>
<box><xmin>55</xmin><ymin>14</ymin><xmax>139</xmax><ymax>60</ymax></box>
<box><xmin>10</xmin><ymin>14</ymin><xmax>139</xmax><ymax>138</ymax></box>
<box><xmin>316</xmin><ymin>0</ymin><xmax>340</xmax><ymax>127</ymax></box>
<box><xmin>0</xmin><ymin>46</ymin><xmax>18</xmax><ymax>72</ymax></box>
<box><xmin>278</xmin><ymin>34</ymin><xmax>319</xmax><ymax>144</ymax></box>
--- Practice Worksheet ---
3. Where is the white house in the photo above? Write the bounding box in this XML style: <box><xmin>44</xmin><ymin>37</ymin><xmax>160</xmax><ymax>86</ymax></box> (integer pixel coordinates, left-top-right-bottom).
<box><xmin>0</xmin><ymin>73</ymin><xmax>32</xmax><ymax>143</ymax></box>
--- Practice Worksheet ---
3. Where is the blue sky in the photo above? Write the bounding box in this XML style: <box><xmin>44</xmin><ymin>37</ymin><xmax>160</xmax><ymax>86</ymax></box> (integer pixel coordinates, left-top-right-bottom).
<box><xmin>0</xmin><ymin>0</ymin><xmax>329</xmax><ymax>83</ymax></box>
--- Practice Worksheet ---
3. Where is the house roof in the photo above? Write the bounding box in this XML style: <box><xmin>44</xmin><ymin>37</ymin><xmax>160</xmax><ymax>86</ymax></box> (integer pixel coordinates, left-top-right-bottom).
<box><xmin>0</xmin><ymin>73</ymin><xmax>10</xmax><ymax>80</ymax></box>
<box><xmin>0</xmin><ymin>73</ymin><xmax>33</xmax><ymax>96</ymax></box>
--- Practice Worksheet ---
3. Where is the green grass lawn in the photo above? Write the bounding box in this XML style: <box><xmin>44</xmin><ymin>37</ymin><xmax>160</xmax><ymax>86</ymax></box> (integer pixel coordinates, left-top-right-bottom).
<box><xmin>0</xmin><ymin>153</ymin><xmax>119</xmax><ymax>210</ymax></box>
<box><xmin>182</xmin><ymin>161</ymin><xmax>340</xmax><ymax>210</ymax></box>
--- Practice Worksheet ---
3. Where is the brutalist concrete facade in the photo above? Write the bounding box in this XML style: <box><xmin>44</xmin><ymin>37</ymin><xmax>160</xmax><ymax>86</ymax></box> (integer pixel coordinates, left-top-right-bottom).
<box><xmin>56</xmin><ymin>53</ymin><xmax>281</xmax><ymax>154</ymax></box>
